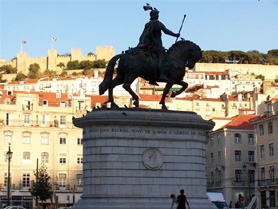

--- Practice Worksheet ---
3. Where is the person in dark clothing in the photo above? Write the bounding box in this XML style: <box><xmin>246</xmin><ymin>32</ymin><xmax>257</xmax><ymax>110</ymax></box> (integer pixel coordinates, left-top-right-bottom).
<box><xmin>138</xmin><ymin>8</ymin><xmax>180</xmax><ymax>82</ymax></box>
<box><xmin>177</xmin><ymin>189</ymin><xmax>190</xmax><ymax>209</ymax></box>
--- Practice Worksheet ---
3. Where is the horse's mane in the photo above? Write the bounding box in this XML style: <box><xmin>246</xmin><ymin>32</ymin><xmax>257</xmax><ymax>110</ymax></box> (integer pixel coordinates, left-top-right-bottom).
<box><xmin>167</xmin><ymin>40</ymin><xmax>201</xmax><ymax>55</ymax></box>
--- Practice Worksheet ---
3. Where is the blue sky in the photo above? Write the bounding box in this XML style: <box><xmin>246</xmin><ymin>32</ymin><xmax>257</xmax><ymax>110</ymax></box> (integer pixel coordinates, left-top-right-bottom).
<box><xmin>0</xmin><ymin>0</ymin><xmax>277</xmax><ymax>60</ymax></box>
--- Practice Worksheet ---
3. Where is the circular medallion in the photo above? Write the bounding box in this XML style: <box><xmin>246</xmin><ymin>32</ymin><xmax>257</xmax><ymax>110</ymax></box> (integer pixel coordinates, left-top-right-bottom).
<box><xmin>142</xmin><ymin>148</ymin><xmax>163</xmax><ymax>170</ymax></box>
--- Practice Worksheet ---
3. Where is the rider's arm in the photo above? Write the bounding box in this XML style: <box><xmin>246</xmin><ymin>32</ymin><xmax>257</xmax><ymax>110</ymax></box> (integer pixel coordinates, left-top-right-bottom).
<box><xmin>160</xmin><ymin>22</ymin><xmax>180</xmax><ymax>37</ymax></box>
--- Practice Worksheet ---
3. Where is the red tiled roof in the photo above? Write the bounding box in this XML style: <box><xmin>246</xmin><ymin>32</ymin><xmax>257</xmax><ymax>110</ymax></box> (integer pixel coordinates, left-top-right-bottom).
<box><xmin>139</xmin><ymin>94</ymin><xmax>170</xmax><ymax>102</ymax></box>
<box><xmin>218</xmin><ymin>115</ymin><xmax>260</xmax><ymax>130</ymax></box>
<box><xmin>86</xmin><ymin>95</ymin><xmax>108</xmax><ymax>107</ymax></box>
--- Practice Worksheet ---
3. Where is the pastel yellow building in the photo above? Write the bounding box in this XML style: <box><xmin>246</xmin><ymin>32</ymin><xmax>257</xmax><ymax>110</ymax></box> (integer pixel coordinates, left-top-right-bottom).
<box><xmin>0</xmin><ymin>90</ymin><xmax>93</xmax><ymax>208</ymax></box>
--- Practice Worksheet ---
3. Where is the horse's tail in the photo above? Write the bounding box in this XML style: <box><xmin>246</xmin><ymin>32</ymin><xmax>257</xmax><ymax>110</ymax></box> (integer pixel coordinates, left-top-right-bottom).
<box><xmin>99</xmin><ymin>54</ymin><xmax>122</xmax><ymax>95</ymax></box>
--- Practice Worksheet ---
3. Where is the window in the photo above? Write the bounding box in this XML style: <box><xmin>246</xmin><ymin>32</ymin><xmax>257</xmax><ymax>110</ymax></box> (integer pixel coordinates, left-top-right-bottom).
<box><xmin>234</xmin><ymin>133</ymin><xmax>241</xmax><ymax>144</ymax></box>
<box><xmin>248</xmin><ymin>134</ymin><xmax>254</xmax><ymax>144</ymax></box>
<box><xmin>22</xmin><ymin>173</ymin><xmax>30</xmax><ymax>188</ymax></box>
<box><xmin>235</xmin><ymin>150</ymin><xmax>241</xmax><ymax>161</ymax></box>
<box><xmin>41</xmin><ymin>152</ymin><xmax>49</xmax><ymax>164</ymax></box>
<box><xmin>235</xmin><ymin>170</ymin><xmax>242</xmax><ymax>184</ymax></box>
<box><xmin>23</xmin><ymin>152</ymin><xmax>31</xmax><ymax>160</ymax></box>
<box><xmin>269</xmin><ymin>143</ymin><xmax>274</xmax><ymax>157</ymax></box>
<box><xmin>59</xmin><ymin>174</ymin><xmax>67</xmax><ymax>188</ymax></box>
<box><xmin>4</xmin><ymin>131</ymin><xmax>13</xmax><ymax>143</ymax></box>
<box><xmin>60</xmin><ymin>115</ymin><xmax>66</xmax><ymax>126</ymax></box>
<box><xmin>42</xmin><ymin>100</ymin><xmax>48</xmax><ymax>106</ymax></box>
<box><xmin>210</xmin><ymin>153</ymin><xmax>214</xmax><ymax>164</ymax></box>
<box><xmin>210</xmin><ymin>171</ymin><xmax>214</xmax><ymax>183</ymax></box>
<box><xmin>41</xmin><ymin>133</ymin><xmax>49</xmax><ymax>144</ymax></box>
<box><xmin>23</xmin><ymin>114</ymin><xmax>30</xmax><ymax>125</ymax></box>
<box><xmin>217</xmin><ymin>151</ymin><xmax>221</xmax><ymax>162</ymax></box>
<box><xmin>249</xmin><ymin>170</ymin><xmax>255</xmax><ymax>184</ymax></box>
<box><xmin>260</xmin><ymin>145</ymin><xmax>265</xmax><ymax>158</ymax></box>
<box><xmin>268</xmin><ymin>122</ymin><xmax>273</xmax><ymax>134</ymax></box>
<box><xmin>259</xmin><ymin>124</ymin><xmax>264</xmax><ymax>136</ymax></box>
<box><xmin>261</xmin><ymin>167</ymin><xmax>265</xmax><ymax>181</ymax></box>
<box><xmin>77</xmin><ymin>154</ymin><xmax>83</xmax><ymax>164</ymax></box>
<box><xmin>23</xmin><ymin>132</ymin><xmax>31</xmax><ymax>144</ymax></box>
<box><xmin>76</xmin><ymin>174</ymin><xmax>83</xmax><ymax>187</ymax></box>
<box><xmin>4</xmin><ymin>173</ymin><xmax>10</xmax><ymax>187</ymax></box>
<box><xmin>59</xmin><ymin>153</ymin><xmax>67</xmax><ymax>164</ymax></box>
<box><xmin>59</xmin><ymin>137</ymin><xmax>67</xmax><ymax>145</ymax></box>
<box><xmin>248</xmin><ymin>151</ymin><xmax>255</xmax><ymax>162</ymax></box>
<box><xmin>41</xmin><ymin>115</ymin><xmax>49</xmax><ymax>127</ymax></box>
<box><xmin>77</xmin><ymin>138</ymin><xmax>83</xmax><ymax>145</ymax></box>
<box><xmin>270</xmin><ymin>166</ymin><xmax>275</xmax><ymax>183</ymax></box>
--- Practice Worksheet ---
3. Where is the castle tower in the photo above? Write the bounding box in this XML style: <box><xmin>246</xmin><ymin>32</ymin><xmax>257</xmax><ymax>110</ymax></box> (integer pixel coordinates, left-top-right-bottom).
<box><xmin>16</xmin><ymin>52</ymin><xmax>29</xmax><ymax>74</ymax></box>
<box><xmin>71</xmin><ymin>49</ymin><xmax>82</xmax><ymax>61</ymax></box>
<box><xmin>96</xmin><ymin>46</ymin><xmax>115</xmax><ymax>61</ymax></box>
<box><xmin>47</xmin><ymin>49</ymin><xmax>58</xmax><ymax>71</ymax></box>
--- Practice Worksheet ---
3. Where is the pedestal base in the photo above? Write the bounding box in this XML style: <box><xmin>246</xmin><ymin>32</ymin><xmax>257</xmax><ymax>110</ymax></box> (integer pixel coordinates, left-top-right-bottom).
<box><xmin>72</xmin><ymin>108</ymin><xmax>216</xmax><ymax>209</ymax></box>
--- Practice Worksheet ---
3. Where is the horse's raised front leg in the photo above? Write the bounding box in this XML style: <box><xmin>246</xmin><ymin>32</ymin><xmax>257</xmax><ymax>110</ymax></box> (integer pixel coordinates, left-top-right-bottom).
<box><xmin>108</xmin><ymin>74</ymin><xmax>124</xmax><ymax>108</ymax></box>
<box><xmin>123</xmin><ymin>74</ymin><xmax>139</xmax><ymax>107</ymax></box>
<box><xmin>159</xmin><ymin>82</ymin><xmax>174</xmax><ymax>110</ymax></box>
<box><xmin>170</xmin><ymin>80</ymin><xmax>188</xmax><ymax>97</ymax></box>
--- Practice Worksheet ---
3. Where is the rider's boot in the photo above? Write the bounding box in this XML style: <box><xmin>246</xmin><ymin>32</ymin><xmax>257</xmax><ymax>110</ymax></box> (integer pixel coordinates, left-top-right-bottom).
<box><xmin>158</xmin><ymin>64</ymin><xmax>169</xmax><ymax>82</ymax></box>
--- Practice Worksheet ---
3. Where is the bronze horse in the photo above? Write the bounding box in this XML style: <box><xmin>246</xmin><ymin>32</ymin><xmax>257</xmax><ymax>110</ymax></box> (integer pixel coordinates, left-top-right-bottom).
<box><xmin>99</xmin><ymin>40</ymin><xmax>202</xmax><ymax>109</ymax></box>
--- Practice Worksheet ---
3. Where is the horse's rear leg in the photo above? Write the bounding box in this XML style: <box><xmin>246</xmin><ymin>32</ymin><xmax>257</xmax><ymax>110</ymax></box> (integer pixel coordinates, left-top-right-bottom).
<box><xmin>123</xmin><ymin>75</ymin><xmax>139</xmax><ymax>107</ymax></box>
<box><xmin>159</xmin><ymin>82</ymin><xmax>174</xmax><ymax>110</ymax></box>
<box><xmin>171</xmin><ymin>81</ymin><xmax>188</xmax><ymax>97</ymax></box>
<box><xmin>108</xmin><ymin>75</ymin><xmax>124</xmax><ymax>108</ymax></box>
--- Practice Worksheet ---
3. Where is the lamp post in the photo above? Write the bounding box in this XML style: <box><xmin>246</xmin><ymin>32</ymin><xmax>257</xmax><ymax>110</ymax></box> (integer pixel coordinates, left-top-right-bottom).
<box><xmin>6</xmin><ymin>144</ymin><xmax>13</xmax><ymax>206</ymax></box>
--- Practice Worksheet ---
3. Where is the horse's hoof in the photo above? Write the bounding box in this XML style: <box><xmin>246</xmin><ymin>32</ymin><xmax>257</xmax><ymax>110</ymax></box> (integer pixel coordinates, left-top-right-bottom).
<box><xmin>133</xmin><ymin>100</ymin><xmax>139</xmax><ymax>107</ymax></box>
<box><xmin>171</xmin><ymin>91</ymin><xmax>177</xmax><ymax>97</ymax></box>
<box><xmin>161</xmin><ymin>104</ymin><xmax>168</xmax><ymax>110</ymax></box>
<box><xmin>111</xmin><ymin>102</ymin><xmax>119</xmax><ymax>109</ymax></box>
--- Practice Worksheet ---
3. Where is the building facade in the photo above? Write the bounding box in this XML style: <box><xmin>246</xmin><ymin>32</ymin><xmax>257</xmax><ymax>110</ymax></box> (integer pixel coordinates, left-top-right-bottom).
<box><xmin>207</xmin><ymin>115</ymin><xmax>259</xmax><ymax>207</ymax></box>
<box><xmin>0</xmin><ymin>90</ymin><xmax>92</xmax><ymax>208</ymax></box>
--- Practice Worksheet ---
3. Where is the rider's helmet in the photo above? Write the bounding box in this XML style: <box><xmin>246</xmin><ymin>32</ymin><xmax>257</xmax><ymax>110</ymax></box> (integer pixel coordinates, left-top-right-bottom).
<box><xmin>150</xmin><ymin>9</ymin><xmax>159</xmax><ymax>20</ymax></box>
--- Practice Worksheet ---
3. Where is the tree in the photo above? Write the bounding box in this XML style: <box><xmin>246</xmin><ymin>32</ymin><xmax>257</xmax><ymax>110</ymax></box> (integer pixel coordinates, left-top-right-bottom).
<box><xmin>92</xmin><ymin>59</ymin><xmax>106</xmax><ymax>68</ymax></box>
<box><xmin>256</xmin><ymin>74</ymin><xmax>265</xmax><ymax>81</ymax></box>
<box><xmin>67</xmin><ymin>60</ymin><xmax>80</xmax><ymax>70</ymax></box>
<box><xmin>60</xmin><ymin>70</ymin><xmax>68</xmax><ymax>77</ymax></box>
<box><xmin>79</xmin><ymin>60</ymin><xmax>94</xmax><ymax>70</ymax></box>
<box><xmin>0</xmin><ymin>74</ymin><xmax>7</xmax><ymax>82</ymax></box>
<box><xmin>27</xmin><ymin>63</ymin><xmax>41</xmax><ymax>79</ymax></box>
<box><xmin>29</xmin><ymin>165</ymin><xmax>53</xmax><ymax>209</ymax></box>
<box><xmin>87</xmin><ymin>52</ymin><xmax>95</xmax><ymax>56</ymax></box>
<box><xmin>57</xmin><ymin>62</ymin><xmax>65</xmax><ymax>70</ymax></box>
<box><xmin>15</xmin><ymin>72</ymin><xmax>27</xmax><ymax>81</ymax></box>
<box><xmin>44</xmin><ymin>69</ymin><xmax>57</xmax><ymax>78</ymax></box>
<box><xmin>0</xmin><ymin>65</ymin><xmax>17</xmax><ymax>74</ymax></box>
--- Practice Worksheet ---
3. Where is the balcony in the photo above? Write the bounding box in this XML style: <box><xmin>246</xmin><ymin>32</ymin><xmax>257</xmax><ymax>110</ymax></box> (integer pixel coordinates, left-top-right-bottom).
<box><xmin>207</xmin><ymin>181</ymin><xmax>224</xmax><ymax>188</ymax></box>
<box><xmin>0</xmin><ymin>119</ymin><xmax>76</xmax><ymax>129</ymax></box>
<box><xmin>0</xmin><ymin>183</ymin><xmax>16</xmax><ymax>191</ymax></box>
<box><xmin>258</xmin><ymin>178</ymin><xmax>278</xmax><ymax>187</ymax></box>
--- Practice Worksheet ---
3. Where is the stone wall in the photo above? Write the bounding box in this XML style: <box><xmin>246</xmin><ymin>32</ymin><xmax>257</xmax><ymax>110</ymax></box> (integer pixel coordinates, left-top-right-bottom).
<box><xmin>195</xmin><ymin>63</ymin><xmax>278</xmax><ymax>80</ymax></box>
<box><xmin>0</xmin><ymin>46</ymin><xmax>115</xmax><ymax>74</ymax></box>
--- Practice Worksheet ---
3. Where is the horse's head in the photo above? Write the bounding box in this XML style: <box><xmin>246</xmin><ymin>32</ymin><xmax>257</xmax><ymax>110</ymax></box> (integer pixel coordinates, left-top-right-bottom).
<box><xmin>168</xmin><ymin>40</ymin><xmax>202</xmax><ymax>69</ymax></box>
<box><xmin>186</xmin><ymin>47</ymin><xmax>202</xmax><ymax>69</ymax></box>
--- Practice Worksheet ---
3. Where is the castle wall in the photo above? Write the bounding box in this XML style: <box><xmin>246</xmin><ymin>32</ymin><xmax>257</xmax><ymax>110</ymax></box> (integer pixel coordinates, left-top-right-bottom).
<box><xmin>96</xmin><ymin>46</ymin><xmax>115</xmax><ymax>61</ymax></box>
<box><xmin>195</xmin><ymin>63</ymin><xmax>278</xmax><ymax>80</ymax></box>
<box><xmin>2</xmin><ymin>46</ymin><xmax>114</xmax><ymax>74</ymax></box>
<box><xmin>28</xmin><ymin>57</ymin><xmax>48</xmax><ymax>72</ymax></box>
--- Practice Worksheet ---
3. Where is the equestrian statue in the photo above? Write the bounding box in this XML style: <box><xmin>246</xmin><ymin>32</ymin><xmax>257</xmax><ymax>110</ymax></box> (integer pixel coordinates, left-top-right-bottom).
<box><xmin>99</xmin><ymin>4</ymin><xmax>202</xmax><ymax>109</ymax></box>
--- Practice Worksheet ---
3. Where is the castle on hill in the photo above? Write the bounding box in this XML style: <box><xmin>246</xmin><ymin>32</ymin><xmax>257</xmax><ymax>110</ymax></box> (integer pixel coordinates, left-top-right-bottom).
<box><xmin>0</xmin><ymin>46</ymin><xmax>115</xmax><ymax>74</ymax></box>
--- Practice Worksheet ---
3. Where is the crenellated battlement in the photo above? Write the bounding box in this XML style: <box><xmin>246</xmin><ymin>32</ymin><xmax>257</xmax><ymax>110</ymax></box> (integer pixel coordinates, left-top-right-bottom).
<box><xmin>0</xmin><ymin>46</ymin><xmax>115</xmax><ymax>74</ymax></box>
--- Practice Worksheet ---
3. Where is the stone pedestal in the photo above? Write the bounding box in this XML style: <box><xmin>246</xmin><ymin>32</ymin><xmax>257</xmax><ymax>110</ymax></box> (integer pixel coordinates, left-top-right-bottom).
<box><xmin>72</xmin><ymin>109</ymin><xmax>216</xmax><ymax>209</ymax></box>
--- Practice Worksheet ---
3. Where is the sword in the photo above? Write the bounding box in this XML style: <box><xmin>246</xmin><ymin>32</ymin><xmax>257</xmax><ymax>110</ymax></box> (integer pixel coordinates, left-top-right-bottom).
<box><xmin>175</xmin><ymin>14</ymin><xmax>186</xmax><ymax>43</ymax></box>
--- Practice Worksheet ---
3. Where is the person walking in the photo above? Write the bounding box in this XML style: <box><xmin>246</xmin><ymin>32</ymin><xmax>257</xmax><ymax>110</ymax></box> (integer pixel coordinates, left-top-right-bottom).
<box><xmin>170</xmin><ymin>194</ymin><xmax>178</xmax><ymax>209</ymax></box>
<box><xmin>177</xmin><ymin>189</ymin><xmax>190</xmax><ymax>209</ymax></box>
